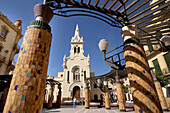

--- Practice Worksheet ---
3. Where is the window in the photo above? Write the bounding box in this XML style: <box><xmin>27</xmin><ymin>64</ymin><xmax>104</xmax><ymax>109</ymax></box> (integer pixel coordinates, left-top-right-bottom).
<box><xmin>73</xmin><ymin>68</ymin><xmax>80</xmax><ymax>81</ymax></box>
<box><xmin>94</xmin><ymin>84</ymin><xmax>97</xmax><ymax>88</ymax></box>
<box><xmin>147</xmin><ymin>39</ymin><xmax>154</xmax><ymax>53</ymax></box>
<box><xmin>84</xmin><ymin>71</ymin><xmax>86</xmax><ymax>79</ymax></box>
<box><xmin>163</xmin><ymin>53</ymin><xmax>170</xmax><ymax>72</ymax></box>
<box><xmin>0</xmin><ymin>25</ymin><xmax>9</xmax><ymax>40</ymax></box>
<box><xmin>0</xmin><ymin>29</ymin><xmax>7</xmax><ymax>39</ymax></box>
<box><xmin>148</xmin><ymin>45</ymin><xmax>154</xmax><ymax>53</ymax></box>
<box><xmin>167</xmin><ymin>87</ymin><xmax>170</xmax><ymax>97</ymax></box>
<box><xmin>78</xmin><ymin>47</ymin><xmax>80</xmax><ymax>53</ymax></box>
<box><xmin>153</xmin><ymin>59</ymin><xmax>162</xmax><ymax>75</ymax></box>
<box><xmin>94</xmin><ymin>94</ymin><xmax>98</xmax><ymax>101</ymax></box>
<box><xmin>67</xmin><ymin>71</ymin><xmax>69</xmax><ymax>83</ymax></box>
<box><xmin>74</xmin><ymin>47</ymin><xmax>76</xmax><ymax>53</ymax></box>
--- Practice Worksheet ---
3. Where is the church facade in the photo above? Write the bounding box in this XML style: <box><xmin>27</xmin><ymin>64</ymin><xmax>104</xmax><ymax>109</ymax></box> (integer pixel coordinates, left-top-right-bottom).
<box><xmin>45</xmin><ymin>25</ymin><xmax>101</xmax><ymax>103</ymax></box>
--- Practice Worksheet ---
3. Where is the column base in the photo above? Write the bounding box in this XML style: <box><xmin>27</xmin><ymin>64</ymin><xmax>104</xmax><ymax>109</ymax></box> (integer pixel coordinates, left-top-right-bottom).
<box><xmin>106</xmin><ymin>108</ymin><xmax>110</xmax><ymax>110</ymax></box>
<box><xmin>120</xmin><ymin>109</ymin><xmax>126</xmax><ymax>112</ymax></box>
<box><xmin>163</xmin><ymin>109</ymin><xmax>169</xmax><ymax>112</ymax></box>
<box><xmin>85</xmin><ymin>107</ymin><xmax>89</xmax><ymax>109</ymax></box>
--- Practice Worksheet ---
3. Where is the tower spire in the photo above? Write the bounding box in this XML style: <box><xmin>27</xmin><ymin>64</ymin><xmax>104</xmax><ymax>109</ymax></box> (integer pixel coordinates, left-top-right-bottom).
<box><xmin>74</xmin><ymin>24</ymin><xmax>80</xmax><ymax>37</ymax></box>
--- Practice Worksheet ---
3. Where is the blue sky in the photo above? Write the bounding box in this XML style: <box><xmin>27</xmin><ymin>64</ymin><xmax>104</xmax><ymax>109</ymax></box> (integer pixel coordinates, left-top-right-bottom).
<box><xmin>0</xmin><ymin>0</ymin><xmax>124</xmax><ymax>76</ymax></box>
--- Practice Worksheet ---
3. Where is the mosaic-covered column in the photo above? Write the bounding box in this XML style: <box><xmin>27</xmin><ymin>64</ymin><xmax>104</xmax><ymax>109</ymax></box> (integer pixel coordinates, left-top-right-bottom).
<box><xmin>104</xmin><ymin>80</ymin><xmax>110</xmax><ymax>110</ymax></box>
<box><xmin>122</xmin><ymin>25</ymin><xmax>162</xmax><ymax>113</ymax></box>
<box><xmin>56</xmin><ymin>84</ymin><xmax>62</xmax><ymax>108</ymax></box>
<box><xmin>151</xmin><ymin>70</ymin><xmax>168</xmax><ymax>111</ymax></box>
<box><xmin>47</xmin><ymin>85</ymin><xmax>54</xmax><ymax>109</ymax></box>
<box><xmin>85</xmin><ymin>82</ymin><xmax>90</xmax><ymax>109</ymax></box>
<box><xmin>3</xmin><ymin>4</ymin><xmax>54</xmax><ymax>113</ymax></box>
<box><xmin>115</xmin><ymin>74</ymin><xmax>126</xmax><ymax>112</ymax></box>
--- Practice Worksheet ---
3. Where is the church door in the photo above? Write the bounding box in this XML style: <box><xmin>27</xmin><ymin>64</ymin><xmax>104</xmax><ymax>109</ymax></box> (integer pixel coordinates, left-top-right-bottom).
<box><xmin>73</xmin><ymin>86</ymin><xmax>80</xmax><ymax>100</ymax></box>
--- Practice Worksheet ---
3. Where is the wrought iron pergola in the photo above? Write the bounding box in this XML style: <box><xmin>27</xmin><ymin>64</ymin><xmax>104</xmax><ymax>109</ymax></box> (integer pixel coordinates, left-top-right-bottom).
<box><xmin>44</xmin><ymin>0</ymin><xmax>169</xmax><ymax>42</ymax></box>
<box><xmin>85</xmin><ymin>69</ymin><xmax>127</xmax><ymax>92</ymax></box>
<box><xmin>46</xmin><ymin>77</ymin><xmax>61</xmax><ymax>86</ymax></box>
<box><xmin>44</xmin><ymin>0</ymin><xmax>170</xmax><ymax>69</ymax></box>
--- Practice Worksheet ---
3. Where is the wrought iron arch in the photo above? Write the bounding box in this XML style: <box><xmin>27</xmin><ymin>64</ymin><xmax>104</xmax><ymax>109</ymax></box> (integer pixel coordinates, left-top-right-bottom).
<box><xmin>44</xmin><ymin>0</ymin><xmax>170</xmax><ymax>41</ymax></box>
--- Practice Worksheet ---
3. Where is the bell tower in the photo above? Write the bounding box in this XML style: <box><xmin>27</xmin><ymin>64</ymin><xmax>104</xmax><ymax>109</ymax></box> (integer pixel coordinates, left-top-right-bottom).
<box><xmin>70</xmin><ymin>24</ymin><xmax>84</xmax><ymax>57</ymax></box>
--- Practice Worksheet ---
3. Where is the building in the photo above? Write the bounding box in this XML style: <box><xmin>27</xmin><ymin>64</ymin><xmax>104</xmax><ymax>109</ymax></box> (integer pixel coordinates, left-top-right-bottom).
<box><xmin>0</xmin><ymin>12</ymin><xmax>22</xmax><ymax>111</ymax></box>
<box><xmin>45</xmin><ymin>25</ymin><xmax>102</xmax><ymax>103</ymax></box>
<box><xmin>143</xmin><ymin>0</ymin><xmax>170</xmax><ymax>105</ymax></box>
<box><xmin>0</xmin><ymin>12</ymin><xmax>22</xmax><ymax>75</ymax></box>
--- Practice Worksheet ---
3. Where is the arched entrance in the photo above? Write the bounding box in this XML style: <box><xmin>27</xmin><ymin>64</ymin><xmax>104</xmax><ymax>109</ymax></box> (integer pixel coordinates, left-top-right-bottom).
<box><xmin>73</xmin><ymin>86</ymin><xmax>80</xmax><ymax>100</ymax></box>
<box><xmin>94</xmin><ymin>94</ymin><xmax>98</xmax><ymax>101</ymax></box>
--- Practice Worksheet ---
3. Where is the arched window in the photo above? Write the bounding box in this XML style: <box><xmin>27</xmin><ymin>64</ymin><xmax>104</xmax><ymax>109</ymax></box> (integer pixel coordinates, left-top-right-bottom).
<box><xmin>73</xmin><ymin>68</ymin><xmax>80</xmax><ymax>81</ymax></box>
<box><xmin>78</xmin><ymin>47</ymin><xmax>80</xmax><ymax>53</ymax></box>
<box><xmin>94</xmin><ymin>94</ymin><xmax>98</xmax><ymax>101</ymax></box>
<box><xmin>67</xmin><ymin>71</ymin><xmax>69</xmax><ymax>83</ymax></box>
<box><xmin>74</xmin><ymin>47</ymin><xmax>76</xmax><ymax>53</ymax></box>
<box><xmin>94</xmin><ymin>84</ymin><xmax>97</xmax><ymax>88</ymax></box>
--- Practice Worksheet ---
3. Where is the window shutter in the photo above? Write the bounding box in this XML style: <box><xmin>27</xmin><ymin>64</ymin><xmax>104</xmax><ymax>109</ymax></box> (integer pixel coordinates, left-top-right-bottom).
<box><xmin>153</xmin><ymin>59</ymin><xmax>162</xmax><ymax>75</ymax></box>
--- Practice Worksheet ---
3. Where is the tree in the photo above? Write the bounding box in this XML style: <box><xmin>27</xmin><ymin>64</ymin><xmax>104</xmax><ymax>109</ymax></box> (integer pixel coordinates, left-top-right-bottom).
<box><xmin>156</xmin><ymin>72</ymin><xmax>169</xmax><ymax>87</ymax></box>
<box><xmin>122</xmin><ymin>85</ymin><xmax>130</xmax><ymax>93</ymax></box>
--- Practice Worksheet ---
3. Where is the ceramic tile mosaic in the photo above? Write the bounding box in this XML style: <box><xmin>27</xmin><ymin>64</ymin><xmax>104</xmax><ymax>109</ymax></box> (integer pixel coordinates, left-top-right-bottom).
<box><xmin>85</xmin><ymin>87</ymin><xmax>90</xmax><ymax>109</ymax></box>
<box><xmin>154</xmin><ymin>81</ymin><xmax>168</xmax><ymax>110</ymax></box>
<box><xmin>116</xmin><ymin>83</ymin><xmax>126</xmax><ymax>110</ymax></box>
<box><xmin>124</xmin><ymin>44</ymin><xmax>162</xmax><ymax>113</ymax></box>
<box><xmin>3</xmin><ymin>26</ymin><xmax>52</xmax><ymax>113</ymax></box>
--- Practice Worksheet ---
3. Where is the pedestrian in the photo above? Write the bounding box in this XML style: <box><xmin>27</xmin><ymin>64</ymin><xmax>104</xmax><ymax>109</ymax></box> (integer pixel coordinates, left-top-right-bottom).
<box><xmin>73</xmin><ymin>97</ymin><xmax>76</xmax><ymax>108</ymax></box>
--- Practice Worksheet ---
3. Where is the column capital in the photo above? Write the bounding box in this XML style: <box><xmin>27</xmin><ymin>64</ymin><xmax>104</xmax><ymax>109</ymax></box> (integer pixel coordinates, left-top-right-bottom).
<box><xmin>34</xmin><ymin>4</ymin><xmax>54</xmax><ymax>24</ymax></box>
<box><xmin>121</xmin><ymin>25</ymin><xmax>138</xmax><ymax>42</ymax></box>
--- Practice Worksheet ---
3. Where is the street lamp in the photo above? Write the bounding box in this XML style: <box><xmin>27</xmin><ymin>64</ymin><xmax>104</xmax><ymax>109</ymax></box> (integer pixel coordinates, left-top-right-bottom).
<box><xmin>98</xmin><ymin>39</ymin><xmax>125</xmax><ymax>70</ymax></box>
<box><xmin>98</xmin><ymin>39</ymin><xmax>109</xmax><ymax>54</ymax></box>
<box><xmin>139</xmin><ymin>34</ymin><xmax>170</xmax><ymax>52</ymax></box>
<box><xmin>160</xmin><ymin>35</ymin><xmax>170</xmax><ymax>52</ymax></box>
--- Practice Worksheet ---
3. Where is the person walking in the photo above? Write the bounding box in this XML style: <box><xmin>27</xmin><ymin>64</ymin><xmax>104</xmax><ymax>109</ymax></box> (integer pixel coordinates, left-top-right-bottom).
<box><xmin>73</xmin><ymin>97</ymin><xmax>76</xmax><ymax>108</ymax></box>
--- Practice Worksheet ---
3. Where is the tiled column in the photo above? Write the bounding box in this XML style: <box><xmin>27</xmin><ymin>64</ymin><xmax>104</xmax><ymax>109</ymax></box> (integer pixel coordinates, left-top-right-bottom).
<box><xmin>152</xmin><ymin>70</ymin><xmax>168</xmax><ymax>111</ymax></box>
<box><xmin>85</xmin><ymin>82</ymin><xmax>90</xmax><ymax>109</ymax></box>
<box><xmin>47</xmin><ymin>85</ymin><xmax>54</xmax><ymax>109</ymax></box>
<box><xmin>56</xmin><ymin>84</ymin><xmax>62</xmax><ymax>108</ymax></box>
<box><xmin>104</xmin><ymin>80</ymin><xmax>110</xmax><ymax>110</ymax></box>
<box><xmin>122</xmin><ymin>25</ymin><xmax>162</xmax><ymax>113</ymax></box>
<box><xmin>115</xmin><ymin>74</ymin><xmax>126</xmax><ymax>112</ymax></box>
<box><xmin>3</xmin><ymin>4</ymin><xmax>53</xmax><ymax>113</ymax></box>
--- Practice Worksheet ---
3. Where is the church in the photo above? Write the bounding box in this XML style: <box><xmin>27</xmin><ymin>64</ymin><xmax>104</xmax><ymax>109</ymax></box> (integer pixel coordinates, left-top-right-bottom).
<box><xmin>45</xmin><ymin>25</ymin><xmax>102</xmax><ymax>103</ymax></box>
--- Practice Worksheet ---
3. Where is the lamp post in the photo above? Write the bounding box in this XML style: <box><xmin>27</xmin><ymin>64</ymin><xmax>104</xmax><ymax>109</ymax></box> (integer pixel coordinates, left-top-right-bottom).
<box><xmin>99</xmin><ymin>39</ymin><xmax>127</xmax><ymax>111</ymax></box>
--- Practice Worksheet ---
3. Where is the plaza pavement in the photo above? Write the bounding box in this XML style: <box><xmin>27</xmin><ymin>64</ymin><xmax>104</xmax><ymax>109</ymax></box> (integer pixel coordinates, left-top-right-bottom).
<box><xmin>42</xmin><ymin>105</ymin><xmax>135</xmax><ymax>113</ymax></box>
<box><xmin>43</xmin><ymin>105</ymin><xmax>170</xmax><ymax>113</ymax></box>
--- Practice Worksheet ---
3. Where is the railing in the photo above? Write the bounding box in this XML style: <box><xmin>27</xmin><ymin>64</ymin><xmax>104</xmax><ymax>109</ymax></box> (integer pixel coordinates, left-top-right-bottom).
<box><xmin>105</xmin><ymin>45</ymin><xmax>126</xmax><ymax>70</ymax></box>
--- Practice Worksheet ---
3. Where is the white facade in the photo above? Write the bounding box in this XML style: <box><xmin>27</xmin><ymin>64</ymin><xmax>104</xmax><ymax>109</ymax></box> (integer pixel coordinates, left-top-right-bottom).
<box><xmin>46</xmin><ymin>25</ymin><xmax>100</xmax><ymax>102</ymax></box>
